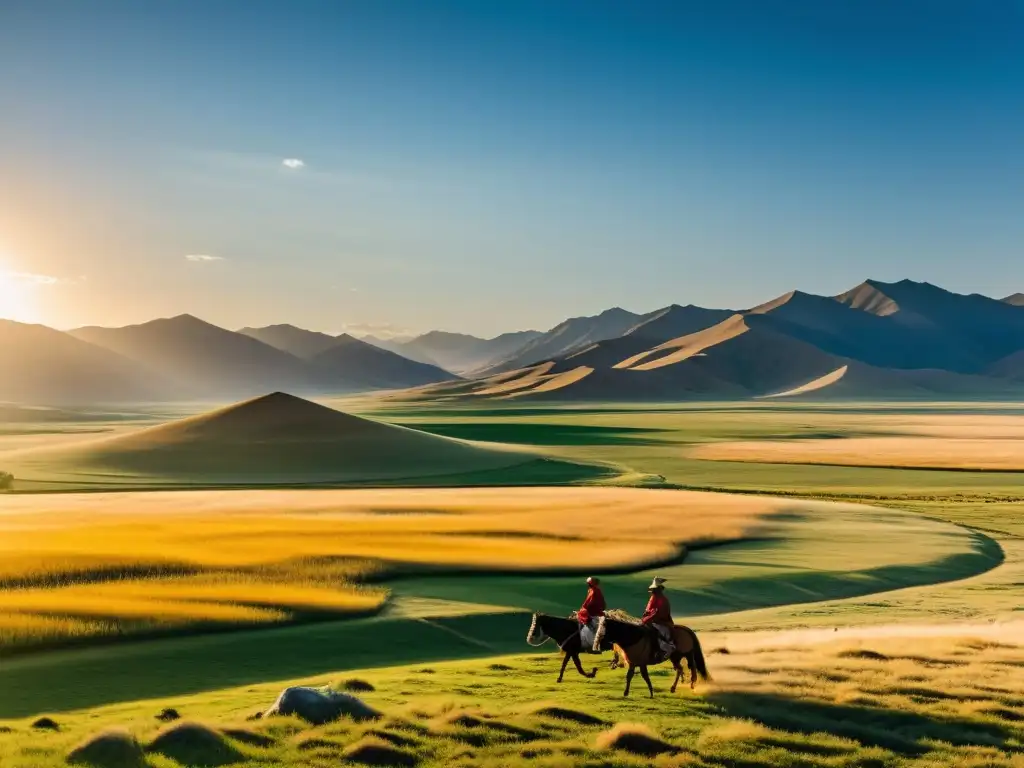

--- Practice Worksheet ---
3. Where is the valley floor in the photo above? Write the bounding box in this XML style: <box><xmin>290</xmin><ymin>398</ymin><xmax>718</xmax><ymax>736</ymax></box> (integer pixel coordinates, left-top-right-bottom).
<box><xmin>1</xmin><ymin>401</ymin><xmax>1022</xmax><ymax>766</ymax></box>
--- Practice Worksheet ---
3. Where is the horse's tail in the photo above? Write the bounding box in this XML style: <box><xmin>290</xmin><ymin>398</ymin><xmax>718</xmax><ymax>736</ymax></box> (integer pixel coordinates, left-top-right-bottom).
<box><xmin>689</xmin><ymin>629</ymin><xmax>712</xmax><ymax>682</ymax></box>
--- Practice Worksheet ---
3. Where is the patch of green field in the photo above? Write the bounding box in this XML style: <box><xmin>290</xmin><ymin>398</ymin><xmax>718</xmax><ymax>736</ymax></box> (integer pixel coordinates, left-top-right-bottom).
<box><xmin>3</xmin><ymin>631</ymin><xmax>1022</xmax><ymax>767</ymax></box>
<box><xmin>392</xmin><ymin>421</ymin><xmax>673</xmax><ymax>446</ymax></box>
<box><xmin>372</xmin><ymin>404</ymin><xmax>1024</xmax><ymax>499</ymax></box>
<box><xmin>386</xmin><ymin>504</ymin><xmax>1001</xmax><ymax>618</ymax></box>
<box><xmin>0</xmin><ymin>612</ymin><xmax>533</xmax><ymax>718</ymax></box>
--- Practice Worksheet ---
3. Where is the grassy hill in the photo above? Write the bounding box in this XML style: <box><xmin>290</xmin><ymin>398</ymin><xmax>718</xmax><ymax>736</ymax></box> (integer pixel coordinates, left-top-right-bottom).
<box><xmin>2</xmin><ymin>392</ymin><xmax>541</xmax><ymax>488</ymax></box>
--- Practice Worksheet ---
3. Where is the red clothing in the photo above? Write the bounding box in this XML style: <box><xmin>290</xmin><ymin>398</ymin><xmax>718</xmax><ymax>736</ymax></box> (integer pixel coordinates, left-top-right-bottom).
<box><xmin>641</xmin><ymin>591</ymin><xmax>672</xmax><ymax>626</ymax></box>
<box><xmin>578</xmin><ymin>587</ymin><xmax>606</xmax><ymax>624</ymax></box>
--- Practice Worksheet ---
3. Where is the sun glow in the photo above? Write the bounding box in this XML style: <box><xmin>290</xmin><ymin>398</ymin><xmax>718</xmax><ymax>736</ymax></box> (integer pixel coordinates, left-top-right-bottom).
<box><xmin>0</xmin><ymin>246</ymin><xmax>49</xmax><ymax>323</ymax></box>
<box><xmin>0</xmin><ymin>271</ymin><xmax>40</xmax><ymax>323</ymax></box>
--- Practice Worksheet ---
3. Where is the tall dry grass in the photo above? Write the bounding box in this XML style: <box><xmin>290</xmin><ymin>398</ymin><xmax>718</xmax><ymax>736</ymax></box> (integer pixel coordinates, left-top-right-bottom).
<box><xmin>0</xmin><ymin>487</ymin><xmax>777</xmax><ymax>651</ymax></box>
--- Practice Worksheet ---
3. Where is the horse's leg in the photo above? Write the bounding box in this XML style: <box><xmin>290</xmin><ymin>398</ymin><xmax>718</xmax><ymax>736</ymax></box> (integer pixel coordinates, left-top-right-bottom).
<box><xmin>623</xmin><ymin>665</ymin><xmax>635</xmax><ymax>697</ymax></box>
<box><xmin>688</xmin><ymin>650</ymin><xmax>698</xmax><ymax>689</ymax></box>
<box><xmin>639</xmin><ymin>666</ymin><xmax>654</xmax><ymax>698</ymax></box>
<box><xmin>557</xmin><ymin>651</ymin><xmax>571</xmax><ymax>683</ymax></box>
<box><xmin>670</xmin><ymin>654</ymin><xmax>683</xmax><ymax>694</ymax></box>
<box><xmin>570</xmin><ymin>652</ymin><xmax>596</xmax><ymax>679</ymax></box>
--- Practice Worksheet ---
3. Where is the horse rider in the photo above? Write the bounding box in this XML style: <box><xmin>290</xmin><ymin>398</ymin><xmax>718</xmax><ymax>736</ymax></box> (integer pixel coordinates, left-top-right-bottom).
<box><xmin>574</xmin><ymin>576</ymin><xmax>606</xmax><ymax>650</ymax></box>
<box><xmin>641</xmin><ymin>576</ymin><xmax>675</xmax><ymax>656</ymax></box>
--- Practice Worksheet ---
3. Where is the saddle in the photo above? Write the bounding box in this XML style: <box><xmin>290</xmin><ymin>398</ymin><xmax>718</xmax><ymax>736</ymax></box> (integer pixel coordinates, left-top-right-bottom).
<box><xmin>647</xmin><ymin>625</ymin><xmax>690</xmax><ymax>663</ymax></box>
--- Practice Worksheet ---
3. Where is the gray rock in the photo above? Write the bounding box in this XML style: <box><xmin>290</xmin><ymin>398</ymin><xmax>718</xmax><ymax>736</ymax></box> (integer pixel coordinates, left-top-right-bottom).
<box><xmin>264</xmin><ymin>686</ymin><xmax>379</xmax><ymax>725</ymax></box>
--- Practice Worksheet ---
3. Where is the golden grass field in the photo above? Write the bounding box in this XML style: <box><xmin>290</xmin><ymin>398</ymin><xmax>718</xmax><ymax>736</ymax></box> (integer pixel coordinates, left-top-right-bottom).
<box><xmin>0</xmin><ymin>488</ymin><xmax>784</xmax><ymax>650</ymax></box>
<box><xmin>689</xmin><ymin>412</ymin><xmax>1024</xmax><ymax>470</ymax></box>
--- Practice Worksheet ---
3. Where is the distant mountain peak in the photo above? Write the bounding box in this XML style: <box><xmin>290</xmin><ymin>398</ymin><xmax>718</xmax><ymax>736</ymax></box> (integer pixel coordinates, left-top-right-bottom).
<box><xmin>164</xmin><ymin>313</ymin><xmax>209</xmax><ymax>325</ymax></box>
<box><xmin>1003</xmin><ymin>293</ymin><xmax>1024</xmax><ymax>306</ymax></box>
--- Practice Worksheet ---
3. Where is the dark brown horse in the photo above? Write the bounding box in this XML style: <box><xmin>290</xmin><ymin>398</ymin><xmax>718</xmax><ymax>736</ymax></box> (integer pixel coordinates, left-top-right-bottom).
<box><xmin>526</xmin><ymin>612</ymin><xmax>615</xmax><ymax>683</ymax></box>
<box><xmin>593</xmin><ymin>615</ymin><xmax>711</xmax><ymax>697</ymax></box>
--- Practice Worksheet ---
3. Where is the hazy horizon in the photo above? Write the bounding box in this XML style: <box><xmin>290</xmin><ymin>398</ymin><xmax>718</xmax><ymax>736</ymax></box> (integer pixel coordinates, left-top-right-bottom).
<box><xmin>2</xmin><ymin>1</ymin><xmax>1023</xmax><ymax>336</ymax></box>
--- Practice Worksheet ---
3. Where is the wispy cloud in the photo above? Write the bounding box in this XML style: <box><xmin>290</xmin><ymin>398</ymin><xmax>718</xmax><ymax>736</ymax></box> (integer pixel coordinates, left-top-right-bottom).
<box><xmin>282</xmin><ymin>158</ymin><xmax>305</xmax><ymax>170</ymax></box>
<box><xmin>340</xmin><ymin>322</ymin><xmax>415</xmax><ymax>340</ymax></box>
<box><xmin>184</xmin><ymin>254</ymin><xmax>224</xmax><ymax>263</ymax></box>
<box><xmin>10</xmin><ymin>272</ymin><xmax>59</xmax><ymax>285</ymax></box>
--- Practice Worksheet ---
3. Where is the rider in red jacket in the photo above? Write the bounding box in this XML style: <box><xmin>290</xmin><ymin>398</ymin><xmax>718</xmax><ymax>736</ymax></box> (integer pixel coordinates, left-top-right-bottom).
<box><xmin>577</xmin><ymin>576</ymin><xmax>606</xmax><ymax>625</ymax></box>
<box><xmin>641</xmin><ymin>577</ymin><xmax>675</xmax><ymax>654</ymax></box>
<box><xmin>641</xmin><ymin>587</ymin><xmax>671</xmax><ymax>626</ymax></box>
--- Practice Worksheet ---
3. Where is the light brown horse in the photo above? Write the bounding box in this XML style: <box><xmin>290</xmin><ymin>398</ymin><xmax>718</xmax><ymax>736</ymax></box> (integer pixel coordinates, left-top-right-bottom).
<box><xmin>594</xmin><ymin>616</ymin><xmax>711</xmax><ymax>697</ymax></box>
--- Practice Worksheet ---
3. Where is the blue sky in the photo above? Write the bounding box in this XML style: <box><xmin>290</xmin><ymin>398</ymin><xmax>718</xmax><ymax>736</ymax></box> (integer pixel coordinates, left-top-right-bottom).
<box><xmin>1</xmin><ymin>1</ymin><xmax>1022</xmax><ymax>335</ymax></box>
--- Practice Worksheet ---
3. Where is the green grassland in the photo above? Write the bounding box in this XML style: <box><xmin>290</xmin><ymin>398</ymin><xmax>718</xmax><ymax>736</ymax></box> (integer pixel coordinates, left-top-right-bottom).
<box><xmin>1</xmin><ymin>400</ymin><xmax>1023</xmax><ymax>765</ymax></box>
<box><xmin>2</xmin><ymin>632</ymin><xmax>1022</xmax><ymax>767</ymax></box>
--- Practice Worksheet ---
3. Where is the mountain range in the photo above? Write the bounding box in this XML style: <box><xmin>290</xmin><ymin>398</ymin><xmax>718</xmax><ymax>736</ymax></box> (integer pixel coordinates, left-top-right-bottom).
<box><xmin>2</xmin><ymin>279</ymin><xmax>1023</xmax><ymax>405</ymax></box>
<box><xmin>0</xmin><ymin>315</ymin><xmax>456</xmax><ymax>404</ymax></box>
<box><xmin>387</xmin><ymin>279</ymin><xmax>1024</xmax><ymax>403</ymax></box>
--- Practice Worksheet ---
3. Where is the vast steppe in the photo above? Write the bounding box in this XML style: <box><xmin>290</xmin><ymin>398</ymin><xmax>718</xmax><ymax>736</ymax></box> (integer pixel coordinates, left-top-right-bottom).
<box><xmin>1</xmin><ymin>394</ymin><xmax>1023</xmax><ymax>767</ymax></box>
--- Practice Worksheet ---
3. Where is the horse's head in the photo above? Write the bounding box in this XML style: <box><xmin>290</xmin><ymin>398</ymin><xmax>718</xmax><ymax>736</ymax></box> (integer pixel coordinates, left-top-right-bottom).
<box><xmin>526</xmin><ymin>612</ymin><xmax>549</xmax><ymax>646</ymax></box>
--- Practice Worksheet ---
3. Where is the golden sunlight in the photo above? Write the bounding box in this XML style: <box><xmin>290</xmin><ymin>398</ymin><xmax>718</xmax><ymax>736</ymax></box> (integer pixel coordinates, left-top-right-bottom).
<box><xmin>0</xmin><ymin>269</ymin><xmax>40</xmax><ymax>324</ymax></box>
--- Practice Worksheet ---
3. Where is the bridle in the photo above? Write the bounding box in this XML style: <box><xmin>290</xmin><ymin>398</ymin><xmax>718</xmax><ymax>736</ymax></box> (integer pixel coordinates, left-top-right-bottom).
<box><xmin>526</xmin><ymin>613</ymin><xmax>549</xmax><ymax>646</ymax></box>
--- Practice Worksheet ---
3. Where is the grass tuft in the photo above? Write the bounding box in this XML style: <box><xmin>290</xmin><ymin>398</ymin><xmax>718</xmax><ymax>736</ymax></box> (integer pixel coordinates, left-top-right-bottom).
<box><xmin>220</xmin><ymin>727</ymin><xmax>275</xmax><ymax>747</ymax></box>
<box><xmin>341</xmin><ymin>735</ymin><xmax>419</xmax><ymax>766</ymax></box>
<box><xmin>66</xmin><ymin>728</ymin><xmax>145</xmax><ymax>768</ymax></box>
<box><xmin>838</xmin><ymin>649</ymin><xmax>890</xmax><ymax>662</ymax></box>
<box><xmin>529</xmin><ymin>705</ymin><xmax>605</xmax><ymax>726</ymax></box>
<box><xmin>340</xmin><ymin>678</ymin><xmax>376</xmax><ymax>693</ymax></box>
<box><xmin>146</xmin><ymin>721</ymin><xmax>244</xmax><ymax>767</ymax></box>
<box><xmin>595</xmin><ymin>722</ymin><xmax>677</xmax><ymax>756</ymax></box>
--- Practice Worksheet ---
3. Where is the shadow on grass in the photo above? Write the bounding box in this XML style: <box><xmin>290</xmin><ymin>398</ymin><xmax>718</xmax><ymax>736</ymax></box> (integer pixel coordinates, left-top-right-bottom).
<box><xmin>0</xmin><ymin>612</ymin><xmax>538</xmax><ymax>719</ymax></box>
<box><xmin>708</xmin><ymin>691</ymin><xmax>1014</xmax><ymax>755</ymax></box>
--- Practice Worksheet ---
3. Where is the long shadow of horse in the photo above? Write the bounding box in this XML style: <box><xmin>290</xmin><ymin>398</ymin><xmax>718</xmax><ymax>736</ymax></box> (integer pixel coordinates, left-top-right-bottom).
<box><xmin>707</xmin><ymin>691</ymin><xmax>1015</xmax><ymax>756</ymax></box>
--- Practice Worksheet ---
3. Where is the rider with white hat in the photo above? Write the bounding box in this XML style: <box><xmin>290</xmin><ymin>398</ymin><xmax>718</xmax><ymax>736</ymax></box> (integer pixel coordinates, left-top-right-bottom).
<box><xmin>640</xmin><ymin>576</ymin><xmax>675</xmax><ymax>655</ymax></box>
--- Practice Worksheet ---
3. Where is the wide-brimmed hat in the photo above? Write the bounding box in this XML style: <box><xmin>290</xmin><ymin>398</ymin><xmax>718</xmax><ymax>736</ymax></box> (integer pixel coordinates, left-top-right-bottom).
<box><xmin>647</xmin><ymin>577</ymin><xmax>666</xmax><ymax>591</ymax></box>
<box><xmin>586</xmin><ymin>576</ymin><xmax>600</xmax><ymax>585</ymax></box>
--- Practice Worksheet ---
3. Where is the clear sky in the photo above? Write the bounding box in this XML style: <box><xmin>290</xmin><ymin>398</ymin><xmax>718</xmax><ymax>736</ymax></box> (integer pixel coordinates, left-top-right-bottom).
<box><xmin>1</xmin><ymin>1</ymin><xmax>1022</xmax><ymax>336</ymax></box>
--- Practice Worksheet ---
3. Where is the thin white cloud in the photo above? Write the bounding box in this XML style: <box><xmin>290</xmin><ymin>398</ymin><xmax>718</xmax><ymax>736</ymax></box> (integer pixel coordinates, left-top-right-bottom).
<box><xmin>341</xmin><ymin>322</ymin><xmax>414</xmax><ymax>340</ymax></box>
<box><xmin>282</xmin><ymin>158</ymin><xmax>305</xmax><ymax>170</ymax></box>
<box><xmin>184</xmin><ymin>254</ymin><xmax>224</xmax><ymax>263</ymax></box>
<box><xmin>11</xmin><ymin>272</ymin><xmax>59</xmax><ymax>285</ymax></box>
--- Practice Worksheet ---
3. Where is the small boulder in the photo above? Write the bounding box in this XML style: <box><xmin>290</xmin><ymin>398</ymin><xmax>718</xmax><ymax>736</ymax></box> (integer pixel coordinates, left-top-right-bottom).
<box><xmin>66</xmin><ymin>728</ymin><xmax>145</xmax><ymax>768</ymax></box>
<box><xmin>32</xmin><ymin>716</ymin><xmax>59</xmax><ymax>731</ymax></box>
<box><xmin>264</xmin><ymin>686</ymin><xmax>379</xmax><ymax>726</ymax></box>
